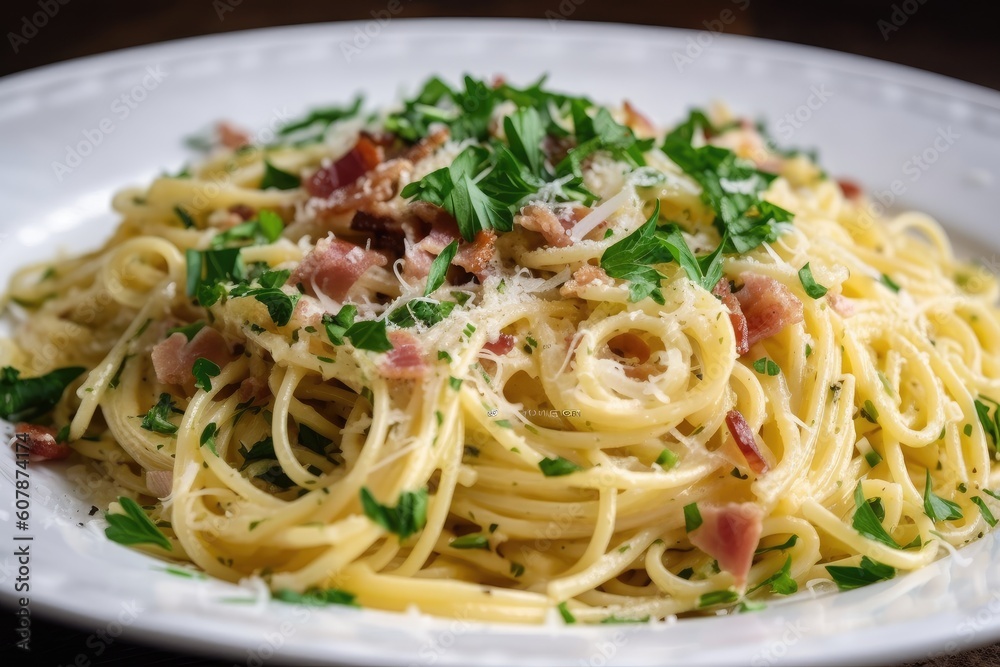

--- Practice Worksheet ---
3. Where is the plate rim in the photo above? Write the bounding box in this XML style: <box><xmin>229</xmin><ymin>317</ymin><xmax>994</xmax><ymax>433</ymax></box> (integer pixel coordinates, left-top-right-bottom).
<box><xmin>2</xmin><ymin>17</ymin><xmax>1000</xmax><ymax>667</ymax></box>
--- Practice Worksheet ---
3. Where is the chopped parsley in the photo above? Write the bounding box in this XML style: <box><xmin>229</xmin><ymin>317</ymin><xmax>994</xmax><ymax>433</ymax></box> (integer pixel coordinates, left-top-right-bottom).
<box><xmin>923</xmin><ymin>469</ymin><xmax>963</xmax><ymax>522</ymax></box>
<box><xmin>273</xmin><ymin>587</ymin><xmax>358</xmax><ymax>607</ymax></box>
<box><xmin>698</xmin><ymin>590</ymin><xmax>739</xmax><ymax>608</ymax></box>
<box><xmin>424</xmin><ymin>240</ymin><xmax>458</xmax><ymax>296</ymax></box>
<box><xmin>538</xmin><ymin>456</ymin><xmax>582</xmax><ymax>477</ymax></box>
<box><xmin>557</xmin><ymin>601</ymin><xmax>576</xmax><ymax>624</ymax></box>
<box><xmin>260</xmin><ymin>159</ymin><xmax>300</xmax><ymax>190</ymax></box>
<box><xmin>449</xmin><ymin>534</ymin><xmax>490</xmax><ymax>550</ymax></box>
<box><xmin>752</xmin><ymin>358</ymin><xmax>781</xmax><ymax>376</ymax></box>
<box><xmin>974</xmin><ymin>397</ymin><xmax>1000</xmax><ymax>452</ymax></box>
<box><xmin>200</xmin><ymin>423</ymin><xmax>219</xmax><ymax>456</ymax></box>
<box><xmin>879</xmin><ymin>273</ymin><xmax>901</xmax><ymax>293</ymax></box>
<box><xmin>0</xmin><ymin>365</ymin><xmax>85</xmax><ymax>422</ymax></box>
<box><xmin>655</xmin><ymin>448</ymin><xmax>679</xmax><ymax>469</ymax></box>
<box><xmin>104</xmin><ymin>497</ymin><xmax>172</xmax><ymax>551</ymax></box>
<box><xmin>826</xmin><ymin>556</ymin><xmax>896</xmax><ymax>590</ymax></box>
<box><xmin>797</xmin><ymin>263</ymin><xmax>828</xmax><ymax>298</ymax></box>
<box><xmin>321</xmin><ymin>305</ymin><xmax>393</xmax><ymax>352</ymax></box>
<box><xmin>359</xmin><ymin>487</ymin><xmax>428</xmax><ymax>539</ymax></box>
<box><xmin>754</xmin><ymin>534</ymin><xmax>799</xmax><ymax>555</ymax></box>
<box><xmin>140</xmin><ymin>393</ymin><xmax>181</xmax><ymax>435</ymax></box>
<box><xmin>192</xmin><ymin>358</ymin><xmax>221</xmax><ymax>392</ymax></box>
<box><xmin>972</xmin><ymin>496</ymin><xmax>998</xmax><ymax>527</ymax></box>
<box><xmin>275</xmin><ymin>95</ymin><xmax>363</xmax><ymax>146</ymax></box>
<box><xmin>683</xmin><ymin>502</ymin><xmax>702</xmax><ymax>532</ymax></box>
<box><xmin>747</xmin><ymin>555</ymin><xmax>798</xmax><ymax>595</ymax></box>
<box><xmin>186</xmin><ymin>247</ymin><xmax>245</xmax><ymax>306</ymax></box>
<box><xmin>852</xmin><ymin>482</ymin><xmax>900</xmax><ymax>549</ymax></box>
<box><xmin>663</xmin><ymin>110</ymin><xmax>793</xmax><ymax>254</ymax></box>
<box><xmin>211</xmin><ymin>210</ymin><xmax>284</xmax><ymax>248</ymax></box>
<box><xmin>860</xmin><ymin>400</ymin><xmax>880</xmax><ymax>424</ymax></box>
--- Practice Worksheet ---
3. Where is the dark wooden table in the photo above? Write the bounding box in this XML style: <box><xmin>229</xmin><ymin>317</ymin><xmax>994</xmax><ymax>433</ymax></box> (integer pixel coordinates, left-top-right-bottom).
<box><xmin>2</xmin><ymin>1</ymin><xmax>999</xmax><ymax>665</ymax></box>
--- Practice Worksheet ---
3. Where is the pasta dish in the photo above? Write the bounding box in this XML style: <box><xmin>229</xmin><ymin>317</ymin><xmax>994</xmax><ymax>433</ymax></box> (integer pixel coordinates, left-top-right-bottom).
<box><xmin>3</xmin><ymin>75</ymin><xmax>999</xmax><ymax>624</ymax></box>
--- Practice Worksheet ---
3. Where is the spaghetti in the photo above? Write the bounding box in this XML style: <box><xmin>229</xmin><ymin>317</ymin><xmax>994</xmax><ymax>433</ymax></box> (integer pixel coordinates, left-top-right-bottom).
<box><xmin>3</xmin><ymin>75</ymin><xmax>1000</xmax><ymax>624</ymax></box>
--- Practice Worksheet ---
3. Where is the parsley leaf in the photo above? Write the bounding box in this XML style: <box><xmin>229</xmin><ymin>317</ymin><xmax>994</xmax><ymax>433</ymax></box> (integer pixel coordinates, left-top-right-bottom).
<box><xmin>538</xmin><ymin>456</ymin><xmax>582</xmax><ymax>477</ymax></box>
<box><xmin>402</xmin><ymin>146</ymin><xmax>515</xmax><ymax>242</ymax></box>
<box><xmin>211</xmin><ymin>210</ymin><xmax>284</xmax><ymax>248</ymax></box>
<box><xmin>923</xmin><ymin>469</ymin><xmax>963</xmax><ymax>522</ymax></box>
<box><xmin>852</xmin><ymin>482</ymin><xmax>900</xmax><ymax>549</ymax></box>
<box><xmin>260</xmin><ymin>159</ymin><xmax>300</xmax><ymax>190</ymax></box>
<box><xmin>344</xmin><ymin>320</ymin><xmax>393</xmax><ymax>352</ymax></box>
<box><xmin>974</xmin><ymin>397</ymin><xmax>1000</xmax><ymax>453</ymax></box>
<box><xmin>200</xmin><ymin>423</ymin><xmax>219</xmax><ymax>456</ymax></box>
<box><xmin>826</xmin><ymin>556</ymin><xmax>896</xmax><ymax>590</ymax></box>
<box><xmin>600</xmin><ymin>201</ymin><xmax>672</xmax><ymax>304</ymax></box>
<box><xmin>192</xmin><ymin>358</ymin><xmax>221</xmax><ymax>392</ymax></box>
<box><xmin>0</xmin><ymin>366</ymin><xmax>85</xmax><ymax>422</ymax></box>
<box><xmin>748</xmin><ymin>555</ymin><xmax>798</xmax><ymax>595</ymax></box>
<box><xmin>387</xmin><ymin>300</ymin><xmax>456</xmax><ymax>328</ymax></box>
<box><xmin>424</xmin><ymin>240</ymin><xmax>458</xmax><ymax>296</ymax></box>
<box><xmin>238</xmin><ymin>437</ymin><xmax>275</xmax><ymax>471</ymax></box>
<box><xmin>755</xmin><ymin>534</ymin><xmax>799</xmax><ymax>555</ymax></box>
<box><xmin>359</xmin><ymin>487</ymin><xmax>428</xmax><ymax>539</ymax></box>
<box><xmin>972</xmin><ymin>496</ymin><xmax>998</xmax><ymax>527</ymax></box>
<box><xmin>104</xmin><ymin>496</ymin><xmax>172</xmax><ymax>551</ymax></box>
<box><xmin>275</xmin><ymin>95</ymin><xmax>363</xmax><ymax>146</ymax></box>
<box><xmin>752</xmin><ymin>358</ymin><xmax>781</xmax><ymax>376</ymax></box>
<box><xmin>663</xmin><ymin>111</ymin><xmax>791</xmax><ymax>254</ymax></box>
<box><xmin>322</xmin><ymin>305</ymin><xmax>357</xmax><ymax>346</ymax></box>
<box><xmin>186</xmin><ymin>247</ymin><xmax>245</xmax><ymax>305</ymax></box>
<box><xmin>140</xmin><ymin>393</ymin><xmax>180</xmax><ymax>435</ymax></box>
<box><xmin>557</xmin><ymin>601</ymin><xmax>576</xmax><ymax>624</ymax></box>
<box><xmin>798</xmin><ymin>263</ymin><xmax>828</xmax><ymax>298</ymax></box>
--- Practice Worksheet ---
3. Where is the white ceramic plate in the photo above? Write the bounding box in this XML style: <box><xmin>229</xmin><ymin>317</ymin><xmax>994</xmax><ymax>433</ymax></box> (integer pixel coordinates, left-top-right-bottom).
<box><xmin>2</xmin><ymin>19</ymin><xmax>1000</xmax><ymax>667</ymax></box>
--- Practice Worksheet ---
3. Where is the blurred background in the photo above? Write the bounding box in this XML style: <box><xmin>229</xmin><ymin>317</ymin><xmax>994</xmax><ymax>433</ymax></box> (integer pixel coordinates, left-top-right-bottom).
<box><xmin>0</xmin><ymin>0</ymin><xmax>998</xmax><ymax>90</ymax></box>
<box><xmin>2</xmin><ymin>1</ymin><xmax>999</xmax><ymax>665</ymax></box>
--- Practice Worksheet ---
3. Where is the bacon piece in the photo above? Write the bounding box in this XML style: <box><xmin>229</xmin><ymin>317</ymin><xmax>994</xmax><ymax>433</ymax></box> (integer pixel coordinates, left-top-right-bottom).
<box><xmin>13</xmin><ymin>423</ymin><xmax>70</xmax><ymax>462</ymax></box>
<box><xmin>483</xmin><ymin>334</ymin><xmax>515</xmax><ymax>356</ymax></box>
<box><xmin>402</xmin><ymin>126</ymin><xmax>450</xmax><ymax>164</ymax></box>
<box><xmin>145</xmin><ymin>470</ymin><xmax>173</xmax><ymax>498</ymax></box>
<box><xmin>289</xmin><ymin>237</ymin><xmax>387</xmax><ymax>301</ymax></box>
<box><xmin>827</xmin><ymin>292</ymin><xmax>856</xmax><ymax>318</ymax></box>
<box><xmin>151</xmin><ymin>327</ymin><xmax>232</xmax><ymax>387</ymax></box>
<box><xmin>713</xmin><ymin>279</ymin><xmax>750</xmax><ymax>356</ymax></box>
<box><xmin>454</xmin><ymin>230</ymin><xmax>497</xmax><ymax>280</ymax></box>
<box><xmin>516</xmin><ymin>204</ymin><xmax>574</xmax><ymax>247</ymax></box>
<box><xmin>688</xmin><ymin>502</ymin><xmax>765</xmax><ymax>588</ymax></box>
<box><xmin>351</xmin><ymin>210</ymin><xmax>408</xmax><ymax>257</ymax></box>
<box><xmin>402</xmin><ymin>206</ymin><xmax>497</xmax><ymax>282</ymax></box>
<box><xmin>238</xmin><ymin>376</ymin><xmax>270</xmax><ymax>402</ymax></box>
<box><xmin>305</xmin><ymin>137</ymin><xmax>383</xmax><ymax>199</ymax></box>
<box><xmin>316</xmin><ymin>160</ymin><xmax>411</xmax><ymax>216</ymax></box>
<box><xmin>379</xmin><ymin>331</ymin><xmax>426</xmax><ymax>380</ymax></box>
<box><xmin>229</xmin><ymin>204</ymin><xmax>256</xmax><ymax>221</ymax></box>
<box><xmin>734</xmin><ymin>273</ymin><xmax>804</xmax><ymax>351</ymax></box>
<box><xmin>725</xmin><ymin>409</ymin><xmax>770</xmax><ymax>475</ymax></box>
<box><xmin>217</xmin><ymin>121</ymin><xmax>250</xmax><ymax>149</ymax></box>
<box><xmin>623</xmin><ymin>101</ymin><xmax>656</xmax><ymax>139</ymax></box>
<box><xmin>836</xmin><ymin>178</ymin><xmax>862</xmax><ymax>201</ymax></box>
<box><xmin>560</xmin><ymin>265</ymin><xmax>613</xmax><ymax>298</ymax></box>
<box><xmin>608</xmin><ymin>333</ymin><xmax>651</xmax><ymax>363</ymax></box>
